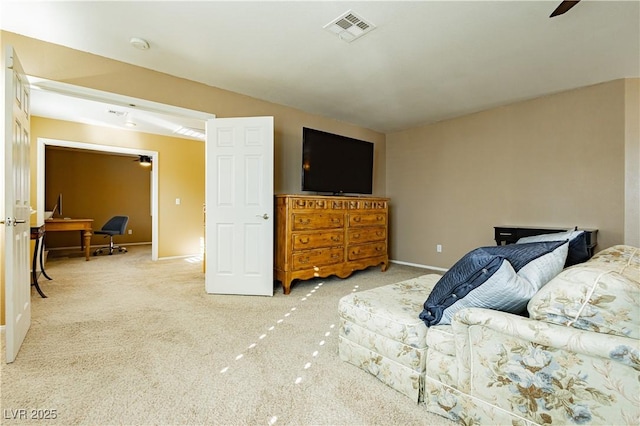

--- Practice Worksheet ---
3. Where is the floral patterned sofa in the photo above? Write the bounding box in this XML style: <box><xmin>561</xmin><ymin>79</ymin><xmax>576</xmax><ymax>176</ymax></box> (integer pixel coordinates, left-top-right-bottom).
<box><xmin>338</xmin><ymin>244</ymin><xmax>639</xmax><ymax>425</ymax></box>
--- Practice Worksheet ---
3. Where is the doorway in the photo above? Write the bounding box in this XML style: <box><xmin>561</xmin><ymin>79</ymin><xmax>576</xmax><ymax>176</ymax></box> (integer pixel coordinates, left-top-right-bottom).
<box><xmin>36</xmin><ymin>139</ymin><xmax>159</xmax><ymax>259</ymax></box>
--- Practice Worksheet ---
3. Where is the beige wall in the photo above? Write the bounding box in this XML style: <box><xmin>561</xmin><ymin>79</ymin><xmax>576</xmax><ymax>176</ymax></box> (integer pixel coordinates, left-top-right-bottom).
<box><xmin>386</xmin><ymin>79</ymin><xmax>633</xmax><ymax>269</ymax></box>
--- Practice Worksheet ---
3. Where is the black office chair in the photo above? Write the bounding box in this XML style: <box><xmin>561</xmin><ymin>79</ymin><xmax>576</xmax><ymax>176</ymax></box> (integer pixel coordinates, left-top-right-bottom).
<box><xmin>93</xmin><ymin>216</ymin><xmax>129</xmax><ymax>255</ymax></box>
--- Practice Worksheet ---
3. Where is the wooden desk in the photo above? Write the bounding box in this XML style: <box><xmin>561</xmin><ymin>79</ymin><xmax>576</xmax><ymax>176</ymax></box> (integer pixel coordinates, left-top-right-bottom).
<box><xmin>45</xmin><ymin>218</ymin><xmax>94</xmax><ymax>261</ymax></box>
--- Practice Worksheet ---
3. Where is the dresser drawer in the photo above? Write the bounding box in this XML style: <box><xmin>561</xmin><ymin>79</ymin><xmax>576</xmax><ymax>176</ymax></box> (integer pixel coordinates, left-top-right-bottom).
<box><xmin>292</xmin><ymin>213</ymin><xmax>344</xmax><ymax>230</ymax></box>
<box><xmin>291</xmin><ymin>198</ymin><xmax>329</xmax><ymax>209</ymax></box>
<box><xmin>348</xmin><ymin>242</ymin><xmax>387</xmax><ymax>261</ymax></box>
<box><xmin>292</xmin><ymin>247</ymin><xmax>344</xmax><ymax>271</ymax></box>
<box><xmin>348</xmin><ymin>227</ymin><xmax>386</xmax><ymax>244</ymax></box>
<box><xmin>348</xmin><ymin>213</ymin><xmax>387</xmax><ymax>228</ymax></box>
<box><xmin>292</xmin><ymin>231</ymin><xmax>343</xmax><ymax>250</ymax></box>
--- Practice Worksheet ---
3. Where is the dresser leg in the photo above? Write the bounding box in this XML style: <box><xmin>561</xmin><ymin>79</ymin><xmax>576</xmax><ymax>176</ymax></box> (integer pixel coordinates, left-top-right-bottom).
<box><xmin>282</xmin><ymin>277</ymin><xmax>292</xmax><ymax>295</ymax></box>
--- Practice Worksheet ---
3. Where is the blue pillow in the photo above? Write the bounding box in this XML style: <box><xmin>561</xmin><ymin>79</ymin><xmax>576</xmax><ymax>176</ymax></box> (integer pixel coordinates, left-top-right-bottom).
<box><xmin>419</xmin><ymin>241</ymin><xmax>568</xmax><ymax>326</ymax></box>
<box><xmin>517</xmin><ymin>230</ymin><xmax>589</xmax><ymax>267</ymax></box>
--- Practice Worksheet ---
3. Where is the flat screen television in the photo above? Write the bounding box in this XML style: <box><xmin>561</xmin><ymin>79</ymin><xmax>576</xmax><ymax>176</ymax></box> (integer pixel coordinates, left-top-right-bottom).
<box><xmin>302</xmin><ymin>127</ymin><xmax>374</xmax><ymax>195</ymax></box>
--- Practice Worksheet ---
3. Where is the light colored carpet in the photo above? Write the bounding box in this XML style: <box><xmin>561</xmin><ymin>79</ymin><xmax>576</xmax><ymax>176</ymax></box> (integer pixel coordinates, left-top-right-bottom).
<box><xmin>1</xmin><ymin>245</ymin><xmax>453</xmax><ymax>425</ymax></box>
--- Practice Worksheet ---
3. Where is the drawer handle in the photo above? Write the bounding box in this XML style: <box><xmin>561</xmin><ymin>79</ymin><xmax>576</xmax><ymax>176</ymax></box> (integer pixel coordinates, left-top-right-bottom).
<box><xmin>299</xmin><ymin>256</ymin><xmax>309</xmax><ymax>264</ymax></box>
<box><xmin>331</xmin><ymin>217</ymin><xmax>341</xmax><ymax>223</ymax></box>
<box><xmin>376</xmin><ymin>231</ymin><xmax>383</xmax><ymax>236</ymax></box>
<box><xmin>352</xmin><ymin>233</ymin><xmax>361</xmax><ymax>239</ymax></box>
<box><xmin>377</xmin><ymin>216</ymin><xmax>383</xmax><ymax>221</ymax></box>
<box><xmin>352</xmin><ymin>249</ymin><xmax>360</xmax><ymax>255</ymax></box>
<box><xmin>331</xmin><ymin>253</ymin><xmax>340</xmax><ymax>259</ymax></box>
<box><xmin>331</xmin><ymin>236</ymin><xmax>341</xmax><ymax>242</ymax></box>
<box><xmin>353</xmin><ymin>217</ymin><xmax>361</xmax><ymax>223</ymax></box>
<box><xmin>299</xmin><ymin>237</ymin><xmax>310</xmax><ymax>244</ymax></box>
<box><xmin>299</xmin><ymin>218</ymin><xmax>311</xmax><ymax>225</ymax></box>
<box><xmin>376</xmin><ymin>246</ymin><xmax>383</xmax><ymax>251</ymax></box>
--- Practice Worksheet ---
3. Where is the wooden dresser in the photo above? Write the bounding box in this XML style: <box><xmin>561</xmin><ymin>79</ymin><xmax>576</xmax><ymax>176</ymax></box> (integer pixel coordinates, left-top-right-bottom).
<box><xmin>275</xmin><ymin>194</ymin><xmax>389</xmax><ymax>294</ymax></box>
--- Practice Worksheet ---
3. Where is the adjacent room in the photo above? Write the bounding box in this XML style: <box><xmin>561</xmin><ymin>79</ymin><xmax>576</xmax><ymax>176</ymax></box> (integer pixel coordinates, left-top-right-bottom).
<box><xmin>1</xmin><ymin>1</ymin><xmax>638</xmax><ymax>425</ymax></box>
<box><xmin>43</xmin><ymin>146</ymin><xmax>153</xmax><ymax>257</ymax></box>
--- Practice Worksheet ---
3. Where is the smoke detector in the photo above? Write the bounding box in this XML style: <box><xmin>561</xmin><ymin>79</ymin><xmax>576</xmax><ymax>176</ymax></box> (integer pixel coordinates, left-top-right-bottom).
<box><xmin>324</xmin><ymin>10</ymin><xmax>376</xmax><ymax>43</ymax></box>
<box><xmin>130</xmin><ymin>37</ymin><xmax>150</xmax><ymax>50</ymax></box>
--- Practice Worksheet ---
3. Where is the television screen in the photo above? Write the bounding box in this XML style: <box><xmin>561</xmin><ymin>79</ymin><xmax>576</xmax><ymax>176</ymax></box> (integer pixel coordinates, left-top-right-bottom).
<box><xmin>302</xmin><ymin>127</ymin><xmax>374</xmax><ymax>195</ymax></box>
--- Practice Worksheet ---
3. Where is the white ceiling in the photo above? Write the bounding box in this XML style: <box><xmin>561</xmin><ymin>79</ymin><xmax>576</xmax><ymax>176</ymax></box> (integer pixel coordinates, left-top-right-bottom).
<box><xmin>1</xmin><ymin>1</ymin><xmax>639</xmax><ymax>134</ymax></box>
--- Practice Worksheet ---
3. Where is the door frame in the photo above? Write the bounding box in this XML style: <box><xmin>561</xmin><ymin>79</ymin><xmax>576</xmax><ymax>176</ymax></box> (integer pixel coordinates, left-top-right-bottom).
<box><xmin>36</xmin><ymin>138</ymin><xmax>159</xmax><ymax>260</ymax></box>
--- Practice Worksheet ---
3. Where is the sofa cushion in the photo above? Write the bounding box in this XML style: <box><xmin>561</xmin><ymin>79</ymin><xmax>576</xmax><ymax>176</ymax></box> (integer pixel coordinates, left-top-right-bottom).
<box><xmin>338</xmin><ymin>274</ymin><xmax>443</xmax><ymax>403</ymax></box>
<box><xmin>425</xmin><ymin>325</ymin><xmax>455</xmax><ymax>357</ymax></box>
<box><xmin>517</xmin><ymin>229</ymin><xmax>590</xmax><ymax>267</ymax></box>
<box><xmin>528</xmin><ymin>245</ymin><xmax>640</xmax><ymax>339</ymax></box>
<box><xmin>420</xmin><ymin>241</ymin><xmax>568</xmax><ymax>326</ymax></box>
<box><xmin>339</xmin><ymin>274</ymin><xmax>441</xmax><ymax>347</ymax></box>
<box><xmin>339</xmin><ymin>320</ymin><xmax>425</xmax><ymax>371</ymax></box>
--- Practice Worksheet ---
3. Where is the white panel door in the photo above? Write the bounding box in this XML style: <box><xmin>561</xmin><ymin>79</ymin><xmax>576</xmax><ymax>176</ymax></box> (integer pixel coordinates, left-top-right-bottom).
<box><xmin>205</xmin><ymin>117</ymin><xmax>274</xmax><ymax>296</ymax></box>
<box><xmin>3</xmin><ymin>47</ymin><xmax>31</xmax><ymax>363</ymax></box>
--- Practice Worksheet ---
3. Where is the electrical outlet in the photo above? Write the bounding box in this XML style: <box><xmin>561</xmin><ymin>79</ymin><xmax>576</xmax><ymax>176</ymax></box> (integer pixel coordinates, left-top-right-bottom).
<box><xmin>436</xmin><ymin>244</ymin><xmax>442</xmax><ymax>253</ymax></box>
<box><xmin>128</xmin><ymin>229</ymin><xmax>132</xmax><ymax>235</ymax></box>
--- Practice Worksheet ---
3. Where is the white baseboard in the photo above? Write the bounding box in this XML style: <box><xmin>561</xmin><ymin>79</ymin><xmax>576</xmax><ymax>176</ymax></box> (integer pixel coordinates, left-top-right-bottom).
<box><xmin>390</xmin><ymin>259</ymin><xmax>448</xmax><ymax>272</ymax></box>
<box><xmin>158</xmin><ymin>254</ymin><xmax>203</xmax><ymax>261</ymax></box>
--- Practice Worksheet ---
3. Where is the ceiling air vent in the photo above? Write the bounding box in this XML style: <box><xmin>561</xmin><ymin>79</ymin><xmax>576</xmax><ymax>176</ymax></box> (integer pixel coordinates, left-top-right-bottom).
<box><xmin>324</xmin><ymin>10</ymin><xmax>376</xmax><ymax>43</ymax></box>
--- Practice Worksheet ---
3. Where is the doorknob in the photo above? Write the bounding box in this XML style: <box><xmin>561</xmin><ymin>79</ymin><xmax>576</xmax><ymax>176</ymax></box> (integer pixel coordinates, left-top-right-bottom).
<box><xmin>1</xmin><ymin>218</ymin><xmax>26</xmax><ymax>226</ymax></box>
<box><xmin>256</xmin><ymin>213</ymin><xmax>269</xmax><ymax>220</ymax></box>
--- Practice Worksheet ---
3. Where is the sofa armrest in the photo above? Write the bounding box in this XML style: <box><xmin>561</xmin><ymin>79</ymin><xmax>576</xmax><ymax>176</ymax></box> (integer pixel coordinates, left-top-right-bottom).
<box><xmin>452</xmin><ymin>308</ymin><xmax>639</xmax><ymax>393</ymax></box>
<box><xmin>449</xmin><ymin>308</ymin><xmax>639</xmax><ymax>425</ymax></box>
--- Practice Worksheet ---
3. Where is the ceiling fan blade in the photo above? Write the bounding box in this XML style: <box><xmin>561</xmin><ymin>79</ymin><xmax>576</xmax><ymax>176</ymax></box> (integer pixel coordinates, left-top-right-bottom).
<box><xmin>550</xmin><ymin>0</ymin><xmax>581</xmax><ymax>17</ymax></box>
